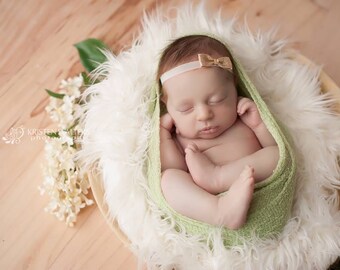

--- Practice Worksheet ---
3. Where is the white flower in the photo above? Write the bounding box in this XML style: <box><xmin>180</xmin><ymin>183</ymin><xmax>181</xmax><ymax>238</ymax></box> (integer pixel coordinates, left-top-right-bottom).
<box><xmin>59</xmin><ymin>130</ymin><xmax>74</xmax><ymax>147</ymax></box>
<box><xmin>65</xmin><ymin>213</ymin><xmax>76</xmax><ymax>227</ymax></box>
<box><xmin>44</xmin><ymin>175</ymin><xmax>55</xmax><ymax>186</ymax></box>
<box><xmin>60</xmin><ymin>96</ymin><xmax>75</xmax><ymax>128</ymax></box>
<box><xmin>41</xmin><ymin>74</ymin><xmax>92</xmax><ymax>227</ymax></box>
<box><xmin>45</xmin><ymin>200</ymin><xmax>58</xmax><ymax>212</ymax></box>
<box><xmin>46</xmin><ymin>97</ymin><xmax>64</xmax><ymax>123</ymax></box>
<box><xmin>60</xmin><ymin>75</ymin><xmax>83</xmax><ymax>98</ymax></box>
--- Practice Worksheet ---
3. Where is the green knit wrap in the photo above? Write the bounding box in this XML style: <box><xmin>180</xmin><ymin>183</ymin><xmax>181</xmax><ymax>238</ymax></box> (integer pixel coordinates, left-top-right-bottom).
<box><xmin>147</xmin><ymin>46</ymin><xmax>296</xmax><ymax>247</ymax></box>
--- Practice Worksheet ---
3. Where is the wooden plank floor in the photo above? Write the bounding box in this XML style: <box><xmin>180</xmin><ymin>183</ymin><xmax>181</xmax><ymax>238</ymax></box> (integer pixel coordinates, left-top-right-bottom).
<box><xmin>0</xmin><ymin>0</ymin><xmax>339</xmax><ymax>269</ymax></box>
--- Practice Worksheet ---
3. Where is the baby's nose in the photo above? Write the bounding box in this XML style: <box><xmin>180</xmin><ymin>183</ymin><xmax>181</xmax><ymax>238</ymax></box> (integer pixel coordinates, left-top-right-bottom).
<box><xmin>197</xmin><ymin>105</ymin><xmax>213</xmax><ymax>121</ymax></box>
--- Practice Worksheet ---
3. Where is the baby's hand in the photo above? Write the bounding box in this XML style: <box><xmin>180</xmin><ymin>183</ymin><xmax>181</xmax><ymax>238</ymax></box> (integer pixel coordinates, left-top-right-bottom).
<box><xmin>160</xmin><ymin>113</ymin><xmax>174</xmax><ymax>132</ymax></box>
<box><xmin>237</xmin><ymin>97</ymin><xmax>262</xmax><ymax>129</ymax></box>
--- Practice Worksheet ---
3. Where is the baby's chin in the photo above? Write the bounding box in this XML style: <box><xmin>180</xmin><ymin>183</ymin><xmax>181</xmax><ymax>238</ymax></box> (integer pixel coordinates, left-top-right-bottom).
<box><xmin>177</xmin><ymin>129</ymin><xmax>223</xmax><ymax>140</ymax></box>
<box><xmin>197</xmin><ymin>133</ymin><xmax>221</xmax><ymax>140</ymax></box>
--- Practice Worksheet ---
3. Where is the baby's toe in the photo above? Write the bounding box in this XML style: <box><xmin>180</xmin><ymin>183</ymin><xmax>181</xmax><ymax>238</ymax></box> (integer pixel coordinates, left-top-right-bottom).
<box><xmin>240</xmin><ymin>165</ymin><xmax>254</xmax><ymax>179</ymax></box>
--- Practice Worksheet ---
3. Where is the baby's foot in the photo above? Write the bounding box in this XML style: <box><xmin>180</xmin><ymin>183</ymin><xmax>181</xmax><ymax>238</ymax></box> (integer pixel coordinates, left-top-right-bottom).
<box><xmin>185</xmin><ymin>143</ymin><xmax>219</xmax><ymax>192</ymax></box>
<box><xmin>217</xmin><ymin>166</ymin><xmax>255</xmax><ymax>229</ymax></box>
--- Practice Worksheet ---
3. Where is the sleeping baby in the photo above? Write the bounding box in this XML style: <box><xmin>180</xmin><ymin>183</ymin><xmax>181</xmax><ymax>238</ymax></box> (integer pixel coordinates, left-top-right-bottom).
<box><xmin>158</xmin><ymin>35</ymin><xmax>279</xmax><ymax>229</ymax></box>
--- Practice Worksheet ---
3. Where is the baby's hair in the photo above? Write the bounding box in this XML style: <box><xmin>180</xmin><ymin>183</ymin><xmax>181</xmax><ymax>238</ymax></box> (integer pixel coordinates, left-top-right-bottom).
<box><xmin>157</xmin><ymin>35</ymin><xmax>234</xmax><ymax>88</ymax></box>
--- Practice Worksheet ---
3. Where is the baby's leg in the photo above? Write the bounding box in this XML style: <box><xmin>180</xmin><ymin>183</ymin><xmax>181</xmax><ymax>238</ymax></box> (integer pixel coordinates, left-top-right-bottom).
<box><xmin>185</xmin><ymin>142</ymin><xmax>221</xmax><ymax>193</ymax></box>
<box><xmin>186</xmin><ymin>144</ymin><xmax>278</xmax><ymax>194</ymax></box>
<box><xmin>215</xmin><ymin>145</ymin><xmax>279</xmax><ymax>193</ymax></box>
<box><xmin>161</xmin><ymin>166</ymin><xmax>255</xmax><ymax>229</ymax></box>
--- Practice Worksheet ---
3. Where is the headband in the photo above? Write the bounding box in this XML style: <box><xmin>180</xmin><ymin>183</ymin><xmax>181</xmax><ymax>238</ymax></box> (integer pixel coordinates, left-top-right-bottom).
<box><xmin>160</xmin><ymin>54</ymin><xmax>233</xmax><ymax>85</ymax></box>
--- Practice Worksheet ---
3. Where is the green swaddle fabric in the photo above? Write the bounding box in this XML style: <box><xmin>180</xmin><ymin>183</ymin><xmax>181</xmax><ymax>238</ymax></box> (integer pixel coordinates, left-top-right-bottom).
<box><xmin>147</xmin><ymin>45</ymin><xmax>296</xmax><ymax>247</ymax></box>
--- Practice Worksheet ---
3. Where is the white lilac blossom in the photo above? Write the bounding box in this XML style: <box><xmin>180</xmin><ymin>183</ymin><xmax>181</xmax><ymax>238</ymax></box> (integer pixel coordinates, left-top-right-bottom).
<box><xmin>39</xmin><ymin>74</ymin><xmax>93</xmax><ymax>227</ymax></box>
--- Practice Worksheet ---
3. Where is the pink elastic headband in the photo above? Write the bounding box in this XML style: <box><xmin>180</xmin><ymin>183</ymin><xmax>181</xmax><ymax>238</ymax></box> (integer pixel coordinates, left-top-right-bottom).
<box><xmin>160</xmin><ymin>54</ymin><xmax>233</xmax><ymax>85</ymax></box>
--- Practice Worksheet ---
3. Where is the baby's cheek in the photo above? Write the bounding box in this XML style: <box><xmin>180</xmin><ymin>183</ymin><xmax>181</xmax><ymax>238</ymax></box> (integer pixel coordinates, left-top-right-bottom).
<box><xmin>179</xmin><ymin>125</ymin><xmax>195</xmax><ymax>138</ymax></box>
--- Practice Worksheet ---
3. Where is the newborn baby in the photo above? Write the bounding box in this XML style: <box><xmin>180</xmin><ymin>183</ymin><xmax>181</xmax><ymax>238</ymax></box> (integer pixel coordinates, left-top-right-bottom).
<box><xmin>158</xmin><ymin>35</ymin><xmax>279</xmax><ymax>229</ymax></box>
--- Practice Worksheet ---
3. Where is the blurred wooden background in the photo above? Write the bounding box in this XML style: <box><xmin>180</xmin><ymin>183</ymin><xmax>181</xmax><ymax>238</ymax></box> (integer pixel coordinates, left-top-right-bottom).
<box><xmin>0</xmin><ymin>0</ymin><xmax>339</xmax><ymax>269</ymax></box>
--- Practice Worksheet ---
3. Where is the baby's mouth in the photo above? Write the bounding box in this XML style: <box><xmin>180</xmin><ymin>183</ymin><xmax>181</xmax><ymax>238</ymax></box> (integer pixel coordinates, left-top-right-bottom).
<box><xmin>199</xmin><ymin>126</ymin><xmax>219</xmax><ymax>135</ymax></box>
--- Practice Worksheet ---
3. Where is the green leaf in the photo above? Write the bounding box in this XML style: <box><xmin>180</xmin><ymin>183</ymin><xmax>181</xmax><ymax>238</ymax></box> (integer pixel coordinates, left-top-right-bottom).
<box><xmin>81</xmin><ymin>72</ymin><xmax>91</xmax><ymax>86</ymax></box>
<box><xmin>74</xmin><ymin>38</ymin><xmax>109</xmax><ymax>72</ymax></box>
<box><xmin>45</xmin><ymin>89</ymin><xmax>65</xmax><ymax>99</ymax></box>
<box><xmin>46</xmin><ymin>131</ymin><xmax>60</xmax><ymax>138</ymax></box>
<box><xmin>81</xmin><ymin>71</ymin><xmax>101</xmax><ymax>86</ymax></box>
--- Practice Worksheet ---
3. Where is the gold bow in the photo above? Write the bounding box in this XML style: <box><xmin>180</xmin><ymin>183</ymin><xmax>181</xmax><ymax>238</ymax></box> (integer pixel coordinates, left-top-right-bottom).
<box><xmin>198</xmin><ymin>54</ymin><xmax>233</xmax><ymax>73</ymax></box>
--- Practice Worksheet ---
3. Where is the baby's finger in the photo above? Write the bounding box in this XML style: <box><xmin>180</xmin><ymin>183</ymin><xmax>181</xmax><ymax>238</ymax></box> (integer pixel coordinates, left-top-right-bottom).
<box><xmin>184</xmin><ymin>147</ymin><xmax>192</xmax><ymax>155</ymax></box>
<box><xmin>237</xmin><ymin>103</ymin><xmax>247</xmax><ymax>115</ymax></box>
<box><xmin>237</xmin><ymin>107</ymin><xmax>244</xmax><ymax>115</ymax></box>
<box><xmin>186</xmin><ymin>142</ymin><xmax>198</xmax><ymax>152</ymax></box>
<box><xmin>238</xmin><ymin>99</ymin><xmax>252</xmax><ymax>114</ymax></box>
<box><xmin>191</xmin><ymin>142</ymin><xmax>199</xmax><ymax>151</ymax></box>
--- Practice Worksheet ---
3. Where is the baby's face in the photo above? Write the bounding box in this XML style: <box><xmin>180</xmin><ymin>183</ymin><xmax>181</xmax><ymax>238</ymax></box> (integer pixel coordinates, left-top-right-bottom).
<box><xmin>162</xmin><ymin>67</ymin><xmax>238</xmax><ymax>139</ymax></box>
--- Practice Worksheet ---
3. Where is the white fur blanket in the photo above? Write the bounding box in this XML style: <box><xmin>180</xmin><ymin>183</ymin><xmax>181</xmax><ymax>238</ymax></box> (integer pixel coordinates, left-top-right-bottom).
<box><xmin>78</xmin><ymin>3</ymin><xmax>340</xmax><ymax>270</ymax></box>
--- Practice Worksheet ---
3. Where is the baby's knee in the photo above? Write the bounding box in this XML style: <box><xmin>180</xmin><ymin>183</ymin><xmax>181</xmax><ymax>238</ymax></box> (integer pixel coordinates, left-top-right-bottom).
<box><xmin>268</xmin><ymin>145</ymin><xmax>279</xmax><ymax>167</ymax></box>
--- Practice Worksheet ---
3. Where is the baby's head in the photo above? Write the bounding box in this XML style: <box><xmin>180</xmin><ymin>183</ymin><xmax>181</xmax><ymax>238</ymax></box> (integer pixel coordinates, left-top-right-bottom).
<box><xmin>158</xmin><ymin>35</ymin><xmax>239</xmax><ymax>139</ymax></box>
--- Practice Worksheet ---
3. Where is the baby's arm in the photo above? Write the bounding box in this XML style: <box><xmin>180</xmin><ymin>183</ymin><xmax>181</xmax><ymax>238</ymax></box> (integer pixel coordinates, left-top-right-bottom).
<box><xmin>237</xmin><ymin>97</ymin><xmax>277</xmax><ymax>147</ymax></box>
<box><xmin>160</xmin><ymin>113</ymin><xmax>187</xmax><ymax>172</ymax></box>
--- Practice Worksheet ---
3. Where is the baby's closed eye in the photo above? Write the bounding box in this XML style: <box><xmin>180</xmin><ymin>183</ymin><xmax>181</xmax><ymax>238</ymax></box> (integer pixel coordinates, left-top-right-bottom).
<box><xmin>208</xmin><ymin>95</ymin><xmax>227</xmax><ymax>105</ymax></box>
<box><xmin>177</xmin><ymin>105</ymin><xmax>193</xmax><ymax>113</ymax></box>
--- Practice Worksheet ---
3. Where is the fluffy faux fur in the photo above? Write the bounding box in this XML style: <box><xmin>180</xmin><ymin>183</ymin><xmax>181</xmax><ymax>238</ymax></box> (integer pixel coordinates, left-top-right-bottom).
<box><xmin>77</xmin><ymin>3</ymin><xmax>340</xmax><ymax>269</ymax></box>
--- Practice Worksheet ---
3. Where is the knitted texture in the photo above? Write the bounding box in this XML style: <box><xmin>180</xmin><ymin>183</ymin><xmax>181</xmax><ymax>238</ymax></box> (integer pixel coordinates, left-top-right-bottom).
<box><xmin>147</xmin><ymin>38</ymin><xmax>297</xmax><ymax>247</ymax></box>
